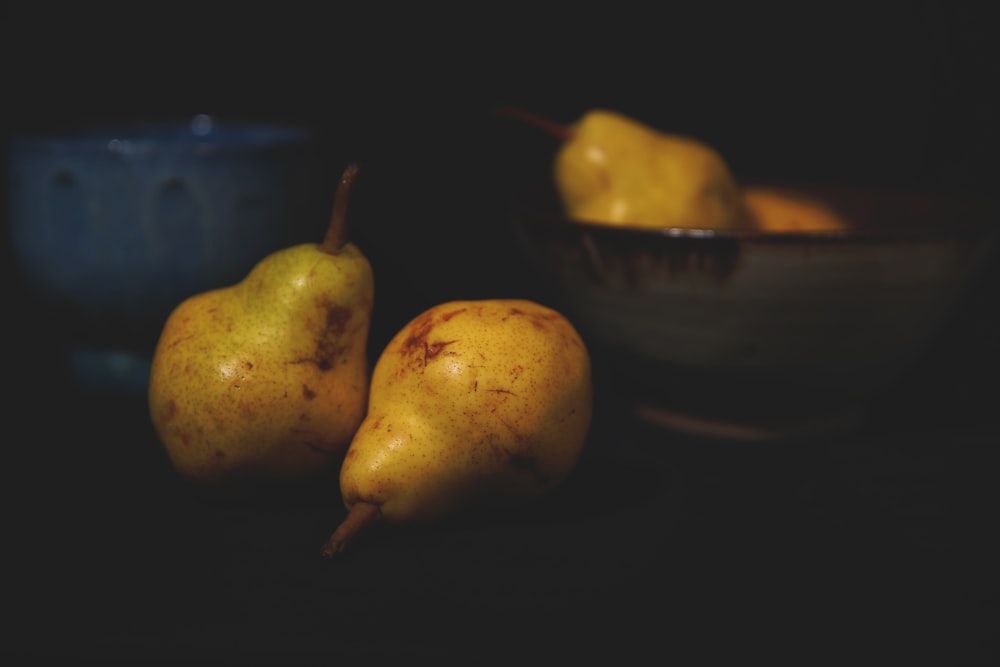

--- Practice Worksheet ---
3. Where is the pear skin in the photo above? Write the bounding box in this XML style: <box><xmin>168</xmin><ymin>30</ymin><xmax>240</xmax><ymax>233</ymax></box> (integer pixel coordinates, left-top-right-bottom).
<box><xmin>148</xmin><ymin>164</ymin><xmax>374</xmax><ymax>491</ymax></box>
<box><xmin>321</xmin><ymin>299</ymin><xmax>592</xmax><ymax>557</ymax></box>
<box><xmin>743</xmin><ymin>186</ymin><xmax>849</xmax><ymax>232</ymax></box>
<box><xmin>500</xmin><ymin>106</ymin><xmax>748</xmax><ymax>230</ymax></box>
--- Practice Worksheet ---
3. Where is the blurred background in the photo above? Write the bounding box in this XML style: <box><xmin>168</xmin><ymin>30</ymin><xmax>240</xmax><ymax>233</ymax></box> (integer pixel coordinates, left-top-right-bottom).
<box><xmin>3</xmin><ymin>0</ymin><xmax>999</xmax><ymax>402</ymax></box>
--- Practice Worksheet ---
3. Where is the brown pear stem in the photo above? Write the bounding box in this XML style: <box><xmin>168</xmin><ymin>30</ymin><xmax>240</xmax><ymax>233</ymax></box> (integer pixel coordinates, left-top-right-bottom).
<box><xmin>495</xmin><ymin>106</ymin><xmax>572</xmax><ymax>142</ymax></box>
<box><xmin>320</xmin><ymin>163</ymin><xmax>361</xmax><ymax>255</ymax></box>
<box><xmin>321</xmin><ymin>501</ymin><xmax>381</xmax><ymax>558</ymax></box>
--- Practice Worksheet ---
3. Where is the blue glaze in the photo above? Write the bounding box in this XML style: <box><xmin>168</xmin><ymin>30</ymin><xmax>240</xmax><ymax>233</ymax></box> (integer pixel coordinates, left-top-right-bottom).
<box><xmin>8</xmin><ymin>115</ymin><xmax>325</xmax><ymax>392</ymax></box>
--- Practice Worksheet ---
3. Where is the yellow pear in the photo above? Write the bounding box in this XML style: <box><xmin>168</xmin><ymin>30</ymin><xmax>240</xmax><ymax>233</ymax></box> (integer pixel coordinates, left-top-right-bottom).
<box><xmin>743</xmin><ymin>186</ymin><xmax>849</xmax><ymax>232</ymax></box>
<box><xmin>500</xmin><ymin>106</ymin><xmax>748</xmax><ymax>230</ymax></box>
<box><xmin>321</xmin><ymin>298</ymin><xmax>592</xmax><ymax>557</ymax></box>
<box><xmin>148</xmin><ymin>164</ymin><xmax>374</xmax><ymax>492</ymax></box>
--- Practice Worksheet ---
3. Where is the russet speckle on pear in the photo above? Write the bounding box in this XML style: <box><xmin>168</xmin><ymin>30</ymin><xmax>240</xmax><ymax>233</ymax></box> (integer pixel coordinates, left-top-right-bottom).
<box><xmin>148</xmin><ymin>164</ymin><xmax>374</xmax><ymax>491</ymax></box>
<box><xmin>321</xmin><ymin>298</ymin><xmax>593</xmax><ymax>557</ymax></box>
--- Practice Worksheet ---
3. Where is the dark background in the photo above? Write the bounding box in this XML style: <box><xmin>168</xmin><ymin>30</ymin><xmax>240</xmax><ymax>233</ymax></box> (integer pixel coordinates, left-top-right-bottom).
<box><xmin>5</xmin><ymin>1</ymin><xmax>1000</xmax><ymax>337</ymax></box>
<box><xmin>4</xmin><ymin>1</ymin><xmax>999</xmax><ymax>664</ymax></box>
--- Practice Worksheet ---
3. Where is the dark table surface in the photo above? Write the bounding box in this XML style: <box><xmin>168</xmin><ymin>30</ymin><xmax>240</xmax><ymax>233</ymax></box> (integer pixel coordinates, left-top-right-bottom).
<box><xmin>5</xmin><ymin>254</ymin><xmax>998</xmax><ymax>665</ymax></box>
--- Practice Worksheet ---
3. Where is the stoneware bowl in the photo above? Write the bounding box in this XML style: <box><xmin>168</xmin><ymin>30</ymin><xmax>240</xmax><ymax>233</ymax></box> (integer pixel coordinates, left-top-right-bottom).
<box><xmin>511</xmin><ymin>183</ymin><xmax>1000</xmax><ymax>441</ymax></box>
<box><xmin>8</xmin><ymin>115</ymin><xmax>330</xmax><ymax>392</ymax></box>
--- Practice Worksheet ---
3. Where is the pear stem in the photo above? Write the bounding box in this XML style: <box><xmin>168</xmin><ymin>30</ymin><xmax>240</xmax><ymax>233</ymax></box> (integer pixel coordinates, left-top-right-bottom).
<box><xmin>320</xmin><ymin>163</ymin><xmax>361</xmax><ymax>255</ymax></box>
<box><xmin>321</xmin><ymin>501</ymin><xmax>381</xmax><ymax>558</ymax></box>
<box><xmin>495</xmin><ymin>106</ymin><xmax>572</xmax><ymax>142</ymax></box>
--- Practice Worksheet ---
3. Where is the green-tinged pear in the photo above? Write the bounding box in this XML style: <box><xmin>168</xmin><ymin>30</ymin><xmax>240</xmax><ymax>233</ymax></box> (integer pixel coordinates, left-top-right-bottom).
<box><xmin>148</xmin><ymin>164</ymin><xmax>374</xmax><ymax>495</ymax></box>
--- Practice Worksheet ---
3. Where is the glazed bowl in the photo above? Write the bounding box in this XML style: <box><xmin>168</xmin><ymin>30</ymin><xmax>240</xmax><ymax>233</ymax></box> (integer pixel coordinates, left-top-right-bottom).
<box><xmin>8</xmin><ymin>115</ymin><xmax>330</xmax><ymax>392</ymax></box>
<box><xmin>511</xmin><ymin>183</ymin><xmax>1000</xmax><ymax>440</ymax></box>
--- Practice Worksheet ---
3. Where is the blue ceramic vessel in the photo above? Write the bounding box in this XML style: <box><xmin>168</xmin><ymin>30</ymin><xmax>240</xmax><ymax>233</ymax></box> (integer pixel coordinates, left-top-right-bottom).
<box><xmin>9</xmin><ymin>115</ymin><xmax>328</xmax><ymax>392</ymax></box>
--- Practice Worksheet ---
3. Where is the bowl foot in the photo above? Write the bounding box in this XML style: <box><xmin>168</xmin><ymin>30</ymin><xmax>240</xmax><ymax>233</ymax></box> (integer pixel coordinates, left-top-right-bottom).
<box><xmin>633</xmin><ymin>402</ymin><xmax>867</xmax><ymax>443</ymax></box>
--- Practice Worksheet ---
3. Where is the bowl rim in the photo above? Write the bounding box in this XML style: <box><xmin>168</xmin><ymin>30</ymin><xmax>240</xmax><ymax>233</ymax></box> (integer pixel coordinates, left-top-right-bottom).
<box><xmin>513</xmin><ymin>182</ymin><xmax>1000</xmax><ymax>244</ymax></box>
<box><xmin>8</xmin><ymin>115</ymin><xmax>314</xmax><ymax>158</ymax></box>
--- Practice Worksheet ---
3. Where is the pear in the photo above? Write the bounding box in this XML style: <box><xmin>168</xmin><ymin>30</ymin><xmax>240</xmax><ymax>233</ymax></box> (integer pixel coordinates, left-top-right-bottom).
<box><xmin>743</xmin><ymin>186</ymin><xmax>849</xmax><ymax>232</ymax></box>
<box><xmin>147</xmin><ymin>163</ymin><xmax>374</xmax><ymax>492</ymax></box>
<box><xmin>321</xmin><ymin>298</ymin><xmax>592</xmax><ymax>557</ymax></box>
<box><xmin>500</xmin><ymin>106</ymin><xmax>748</xmax><ymax>230</ymax></box>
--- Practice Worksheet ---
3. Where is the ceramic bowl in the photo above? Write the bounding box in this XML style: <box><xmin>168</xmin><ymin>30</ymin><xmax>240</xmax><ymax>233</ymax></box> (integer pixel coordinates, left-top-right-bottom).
<box><xmin>511</xmin><ymin>183</ymin><xmax>1000</xmax><ymax>441</ymax></box>
<box><xmin>8</xmin><ymin>115</ymin><xmax>330</xmax><ymax>392</ymax></box>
